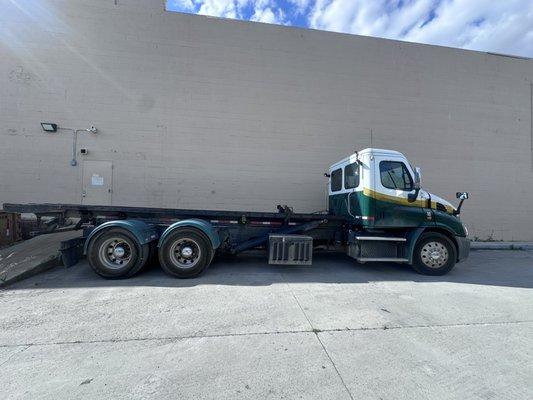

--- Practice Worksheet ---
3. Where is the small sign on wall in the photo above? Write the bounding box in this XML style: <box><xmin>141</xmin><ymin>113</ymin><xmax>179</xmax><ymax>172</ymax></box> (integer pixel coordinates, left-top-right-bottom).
<box><xmin>91</xmin><ymin>174</ymin><xmax>104</xmax><ymax>186</ymax></box>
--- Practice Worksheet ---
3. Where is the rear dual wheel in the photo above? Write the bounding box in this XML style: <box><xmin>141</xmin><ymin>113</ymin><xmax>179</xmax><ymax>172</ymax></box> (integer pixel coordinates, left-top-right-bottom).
<box><xmin>158</xmin><ymin>228</ymin><xmax>213</xmax><ymax>278</ymax></box>
<box><xmin>87</xmin><ymin>228</ymin><xmax>150</xmax><ymax>279</ymax></box>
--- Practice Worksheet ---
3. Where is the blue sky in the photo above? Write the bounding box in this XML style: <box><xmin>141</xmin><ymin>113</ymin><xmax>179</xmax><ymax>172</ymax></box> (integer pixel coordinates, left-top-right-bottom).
<box><xmin>166</xmin><ymin>0</ymin><xmax>533</xmax><ymax>57</ymax></box>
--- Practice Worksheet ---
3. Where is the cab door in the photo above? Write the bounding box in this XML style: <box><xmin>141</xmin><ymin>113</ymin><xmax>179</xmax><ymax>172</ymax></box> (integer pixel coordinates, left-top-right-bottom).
<box><xmin>372</xmin><ymin>156</ymin><xmax>427</xmax><ymax>228</ymax></box>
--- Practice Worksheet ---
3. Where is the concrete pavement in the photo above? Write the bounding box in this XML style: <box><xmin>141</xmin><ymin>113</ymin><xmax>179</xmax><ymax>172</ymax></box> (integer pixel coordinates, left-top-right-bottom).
<box><xmin>1</xmin><ymin>250</ymin><xmax>532</xmax><ymax>399</ymax></box>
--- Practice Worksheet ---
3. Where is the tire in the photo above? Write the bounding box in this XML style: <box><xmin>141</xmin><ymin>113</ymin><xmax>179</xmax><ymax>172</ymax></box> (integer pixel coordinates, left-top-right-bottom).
<box><xmin>87</xmin><ymin>228</ymin><xmax>150</xmax><ymax>279</ymax></box>
<box><xmin>412</xmin><ymin>232</ymin><xmax>457</xmax><ymax>276</ymax></box>
<box><xmin>158</xmin><ymin>228</ymin><xmax>213</xmax><ymax>278</ymax></box>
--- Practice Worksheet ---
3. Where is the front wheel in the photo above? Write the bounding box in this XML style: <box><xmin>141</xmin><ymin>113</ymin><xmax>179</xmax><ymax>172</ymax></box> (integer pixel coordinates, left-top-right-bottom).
<box><xmin>158</xmin><ymin>228</ymin><xmax>213</xmax><ymax>278</ymax></box>
<box><xmin>412</xmin><ymin>232</ymin><xmax>457</xmax><ymax>276</ymax></box>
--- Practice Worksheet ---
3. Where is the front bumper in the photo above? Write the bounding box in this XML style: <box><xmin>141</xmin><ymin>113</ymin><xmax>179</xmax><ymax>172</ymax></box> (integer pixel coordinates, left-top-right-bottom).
<box><xmin>456</xmin><ymin>235</ymin><xmax>470</xmax><ymax>262</ymax></box>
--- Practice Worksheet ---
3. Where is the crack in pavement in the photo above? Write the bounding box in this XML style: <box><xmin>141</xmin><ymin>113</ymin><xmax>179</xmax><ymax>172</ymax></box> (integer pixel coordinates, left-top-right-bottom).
<box><xmin>313</xmin><ymin>333</ymin><xmax>355</xmax><ymax>400</ymax></box>
<box><xmin>0</xmin><ymin>320</ymin><xmax>531</xmax><ymax>349</ymax></box>
<box><xmin>282</xmin><ymin>274</ymin><xmax>355</xmax><ymax>400</ymax></box>
<box><xmin>0</xmin><ymin>345</ymin><xmax>30</xmax><ymax>367</ymax></box>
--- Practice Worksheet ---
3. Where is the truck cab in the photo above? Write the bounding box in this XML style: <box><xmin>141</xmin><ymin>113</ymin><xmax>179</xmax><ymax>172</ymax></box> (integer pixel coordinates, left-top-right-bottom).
<box><xmin>328</xmin><ymin>148</ymin><xmax>470</xmax><ymax>275</ymax></box>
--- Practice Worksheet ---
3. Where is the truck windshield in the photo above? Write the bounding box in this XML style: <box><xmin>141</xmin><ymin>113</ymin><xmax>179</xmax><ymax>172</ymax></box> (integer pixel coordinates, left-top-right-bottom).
<box><xmin>380</xmin><ymin>161</ymin><xmax>413</xmax><ymax>191</ymax></box>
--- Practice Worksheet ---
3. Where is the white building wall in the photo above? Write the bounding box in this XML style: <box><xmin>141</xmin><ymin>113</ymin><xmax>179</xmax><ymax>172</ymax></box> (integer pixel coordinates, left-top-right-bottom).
<box><xmin>1</xmin><ymin>0</ymin><xmax>532</xmax><ymax>240</ymax></box>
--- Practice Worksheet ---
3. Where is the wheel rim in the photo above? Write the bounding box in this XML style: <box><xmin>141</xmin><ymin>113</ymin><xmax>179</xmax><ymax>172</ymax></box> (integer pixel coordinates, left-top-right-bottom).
<box><xmin>420</xmin><ymin>241</ymin><xmax>449</xmax><ymax>268</ymax></box>
<box><xmin>98</xmin><ymin>237</ymin><xmax>133</xmax><ymax>270</ymax></box>
<box><xmin>169</xmin><ymin>238</ymin><xmax>201</xmax><ymax>269</ymax></box>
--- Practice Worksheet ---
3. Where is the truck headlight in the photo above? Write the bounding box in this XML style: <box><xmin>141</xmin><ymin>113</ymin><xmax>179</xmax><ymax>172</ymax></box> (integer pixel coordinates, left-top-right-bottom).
<box><xmin>463</xmin><ymin>224</ymin><xmax>468</xmax><ymax>236</ymax></box>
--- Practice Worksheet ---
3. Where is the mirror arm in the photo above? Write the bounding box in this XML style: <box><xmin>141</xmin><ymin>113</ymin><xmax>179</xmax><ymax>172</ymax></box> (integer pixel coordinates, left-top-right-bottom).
<box><xmin>407</xmin><ymin>187</ymin><xmax>420</xmax><ymax>203</ymax></box>
<box><xmin>453</xmin><ymin>199</ymin><xmax>465</xmax><ymax>215</ymax></box>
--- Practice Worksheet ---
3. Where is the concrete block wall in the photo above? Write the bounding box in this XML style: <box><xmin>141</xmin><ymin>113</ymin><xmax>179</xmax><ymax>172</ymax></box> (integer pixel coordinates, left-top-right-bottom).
<box><xmin>1</xmin><ymin>0</ymin><xmax>532</xmax><ymax>240</ymax></box>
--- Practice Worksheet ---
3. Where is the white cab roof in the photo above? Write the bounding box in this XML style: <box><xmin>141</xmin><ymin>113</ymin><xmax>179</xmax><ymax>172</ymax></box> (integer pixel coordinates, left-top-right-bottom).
<box><xmin>329</xmin><ymin>148</ymin><xmax>405</xmax><ymax>169</ymax></box>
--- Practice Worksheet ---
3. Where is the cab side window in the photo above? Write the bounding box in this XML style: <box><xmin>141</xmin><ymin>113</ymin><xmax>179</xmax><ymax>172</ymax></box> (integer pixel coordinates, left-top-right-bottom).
<box><xmin>331</xmin><ymin>168</ymin><xmax>342</xmax><ymax>192</ymax></box>
<box><xmin>379</xmin><ymin>161</ymin><xmax>413</xmax><ymax>191</ymax></box>
<box><xmin>344</xmin><ymin>162</ymin><xmax>359</xmax><ymax>189</ymax></box>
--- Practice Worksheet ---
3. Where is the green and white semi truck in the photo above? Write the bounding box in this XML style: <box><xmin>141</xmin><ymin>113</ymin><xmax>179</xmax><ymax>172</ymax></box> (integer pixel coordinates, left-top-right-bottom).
<box><xmin>4</xmin><ymin>148</ymin><xmax>470</xmax><ymax>278</ymax></box>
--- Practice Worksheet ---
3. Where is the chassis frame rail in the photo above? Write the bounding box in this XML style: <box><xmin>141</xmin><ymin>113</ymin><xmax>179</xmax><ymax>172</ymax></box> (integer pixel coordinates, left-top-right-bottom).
<box><xmin>3</xmin><ymin>203</ymin><xmax>343</xmax><ymax>224</ymax></box>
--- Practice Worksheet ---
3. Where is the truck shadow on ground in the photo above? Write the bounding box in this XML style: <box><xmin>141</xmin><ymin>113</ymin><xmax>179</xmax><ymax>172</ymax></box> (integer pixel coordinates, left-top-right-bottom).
<box><xmin>6</xmin><ymin>250</ymin><xmax>533</xmax><ymax>290</ymax></box>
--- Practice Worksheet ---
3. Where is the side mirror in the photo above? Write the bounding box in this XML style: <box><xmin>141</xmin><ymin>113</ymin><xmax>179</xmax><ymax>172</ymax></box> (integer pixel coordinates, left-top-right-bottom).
<box><xmin>408</xmin><ymin>167</ymin><xmax>422</xmax><ymax>202</ymax></box>
<box><xmin>453</xmin><ymin>192</ymin><xmax>469</xmax><ymax>215</ymax></box>
<box><xmin>413</xmin><ymin>167</ymin><xmax>422</xmax><ymax>190</ymax></box>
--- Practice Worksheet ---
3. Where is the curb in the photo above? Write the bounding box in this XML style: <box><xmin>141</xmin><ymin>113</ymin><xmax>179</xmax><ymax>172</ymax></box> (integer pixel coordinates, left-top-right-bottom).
<box><xmin>470</xmin><ymin>242</ymin><xmax>533</xmax><ymax>251</ymax></box>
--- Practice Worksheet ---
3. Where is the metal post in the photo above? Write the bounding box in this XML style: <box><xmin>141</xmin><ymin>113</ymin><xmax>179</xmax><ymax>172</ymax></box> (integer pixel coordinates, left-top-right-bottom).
<box><xmin>53</xmin><ymin>127</ymin><xmax>95</xmax><ymax>166</ymax></box>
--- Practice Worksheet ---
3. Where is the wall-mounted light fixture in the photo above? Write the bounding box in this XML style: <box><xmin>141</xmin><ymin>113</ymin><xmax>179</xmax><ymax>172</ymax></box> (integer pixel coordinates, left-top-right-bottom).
<box><xmin>41</xmin><ymin>122</ymin><xmax>58</xmax><ymax>132</ymax></box>
<box><xmin>41</xmin><ymin>122</ymin><xmax>98</xmax><ymax>166</ymax></box>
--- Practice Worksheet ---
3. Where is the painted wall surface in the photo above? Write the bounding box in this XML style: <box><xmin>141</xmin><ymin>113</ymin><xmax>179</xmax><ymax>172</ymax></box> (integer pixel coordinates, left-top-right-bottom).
<box><xmin>1</xmin><ymin>0</ymin><xmax>532</xmax><ymax>240</ymax></box>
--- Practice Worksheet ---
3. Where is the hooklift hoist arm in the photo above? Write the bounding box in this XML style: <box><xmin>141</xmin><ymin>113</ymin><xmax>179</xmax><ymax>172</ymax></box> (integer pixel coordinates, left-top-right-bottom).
<box><xmin>2</xmin><ymin>203</ymin><xmax>337</xmax><ymax>270</ymax></box>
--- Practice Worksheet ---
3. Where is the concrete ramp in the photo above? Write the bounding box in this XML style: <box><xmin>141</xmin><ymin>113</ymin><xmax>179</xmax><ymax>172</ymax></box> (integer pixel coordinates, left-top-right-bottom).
<box><xmin>0</xmin><ymin>231</ymin><xmax>82</xmax><ymax>287</ymax></box>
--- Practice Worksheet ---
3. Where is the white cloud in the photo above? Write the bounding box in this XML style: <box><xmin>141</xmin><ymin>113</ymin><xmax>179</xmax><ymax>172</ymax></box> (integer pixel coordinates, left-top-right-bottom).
<box><xmin>309</xmin><ymin>0</ymin><xmax>533</xmax><ymax>57</ymax></box>
<box><xmin>405</xmin><ymin>0</ymin><xmax>533</xmax><ymax>55</ymax></box>
<box><xmin>167</xmin><ymin>0</ymin><xmax>533</xmax><ymax>57</ymax></box>
<box><xmin>196</xmin><ymin>0</ymin><xmax>239</xmax><ymax>19</ymax></box>
<box><xmin>287</xmin><ymin>0</ymin><xmax>311</xmax><ymax>14</ymax></box>
<box><xmin>168</xmin><ymin>0</ymin><xmax>195</xmax><ymax>11</ymax></box>
<box><xmin>250</xmin><ymin>0</ymin><xmax>284</xmax><ymax>24</ymax></box>
<box><xmin>251</xmin><ymin>7</ymin><xmax>277</xmax><ymax>23</ymax></box>
<box><xmin>183</xmin><ymin>0</ymin><xmax>284</xmax><ymax>24</ymax></box>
